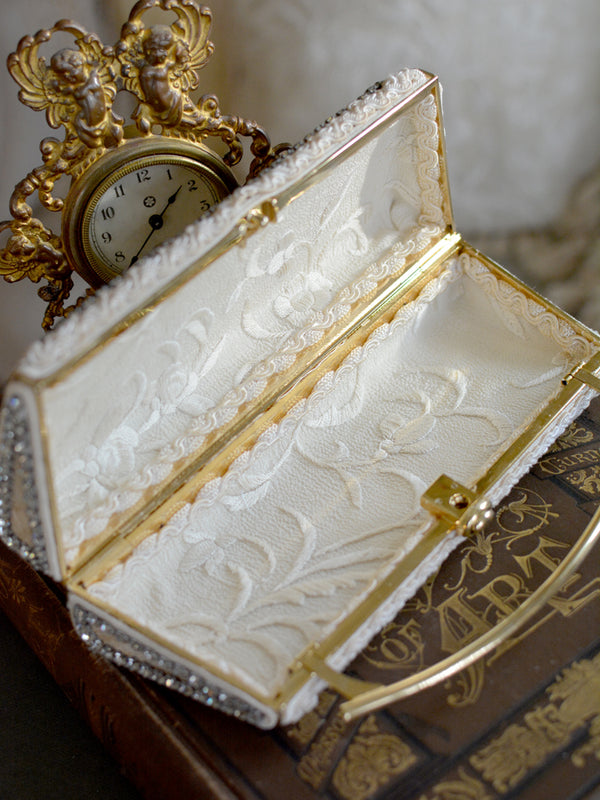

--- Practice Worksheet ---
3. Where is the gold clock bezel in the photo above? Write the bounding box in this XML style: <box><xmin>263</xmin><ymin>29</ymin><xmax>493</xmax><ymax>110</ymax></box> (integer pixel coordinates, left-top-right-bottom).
<box><xmin>63</xmin><ymin>136</ymin><xmax>239</xmax><ymax>287</ymax></box>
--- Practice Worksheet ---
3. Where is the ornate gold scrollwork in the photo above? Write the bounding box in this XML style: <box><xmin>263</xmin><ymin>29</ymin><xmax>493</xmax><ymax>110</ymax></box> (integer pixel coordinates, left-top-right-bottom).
<box><xmin>0</xmin><ymin>1</ymin><xmax>283</xmax><ymax>330</ymax></box>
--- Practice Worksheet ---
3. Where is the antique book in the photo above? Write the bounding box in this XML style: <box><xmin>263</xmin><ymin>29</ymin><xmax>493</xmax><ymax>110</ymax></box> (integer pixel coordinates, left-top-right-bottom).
<box><xmin>1</xmin><ymin>399</ymin><xmax>599</xmax><ymax>799</ymax></box>
<box><xmin>2</xmin><ymin>64</ymin><xmax>600</xmax><ymax>729</ymax></box>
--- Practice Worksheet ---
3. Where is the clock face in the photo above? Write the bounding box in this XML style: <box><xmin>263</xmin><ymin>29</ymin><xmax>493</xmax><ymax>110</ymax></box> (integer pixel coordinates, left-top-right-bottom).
<box><xmin>78</xmin><ymin>152</ymin><xmax>233</xmax><ymax>284</ymax></box>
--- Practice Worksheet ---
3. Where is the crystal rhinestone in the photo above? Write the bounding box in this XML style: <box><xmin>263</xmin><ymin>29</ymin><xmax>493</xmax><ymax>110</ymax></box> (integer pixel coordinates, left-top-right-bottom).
<box><xmin>71</xmin><ymin>605</ymin><xmax>263</xmax><ymax>725</ymax></box>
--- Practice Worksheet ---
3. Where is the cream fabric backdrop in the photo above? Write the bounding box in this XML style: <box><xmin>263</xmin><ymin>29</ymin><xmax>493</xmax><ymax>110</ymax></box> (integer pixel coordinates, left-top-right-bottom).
<box><xmin>1</xmin><ymin>0</ymin><xmax>599</xmax><ymax>380</ymax></box>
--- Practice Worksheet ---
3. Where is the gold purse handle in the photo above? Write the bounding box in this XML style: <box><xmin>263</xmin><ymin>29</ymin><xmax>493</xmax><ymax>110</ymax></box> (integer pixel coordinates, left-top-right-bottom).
<box><xmin>298</xmin><ymin>484</ymin><xmax>600</xmax><ymax>722</ymax></box>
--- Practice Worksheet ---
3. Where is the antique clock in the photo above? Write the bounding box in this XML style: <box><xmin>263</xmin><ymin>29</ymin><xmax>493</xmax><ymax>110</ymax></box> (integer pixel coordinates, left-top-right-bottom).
<box><xmin>0</xmin><ymin>0</ymin><xmax>283</xmax><ymax>328</ymax></box>
<box><xmin>62</xmin><ymin>136</ymin><xmax>238</xmax><ymax>286</ymax></box>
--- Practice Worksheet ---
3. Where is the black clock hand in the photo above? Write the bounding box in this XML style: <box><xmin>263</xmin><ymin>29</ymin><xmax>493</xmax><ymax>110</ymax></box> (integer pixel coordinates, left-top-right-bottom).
<box><xmin>129</xmin><ymin>185</ymin><xmax>183</xmax><ymax>267</ymax></box>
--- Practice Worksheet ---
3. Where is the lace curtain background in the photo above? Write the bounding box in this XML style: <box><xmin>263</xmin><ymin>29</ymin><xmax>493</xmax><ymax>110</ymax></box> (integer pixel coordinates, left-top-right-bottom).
<box><xmin>0</xmin><ymin>0</ymin><xmax>599</xmax><ymax>382</ymax></box>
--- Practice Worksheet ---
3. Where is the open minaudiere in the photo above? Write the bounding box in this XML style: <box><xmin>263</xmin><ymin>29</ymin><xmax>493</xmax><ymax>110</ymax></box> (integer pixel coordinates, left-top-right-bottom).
<box><xmin>2</xmin><ymin>70</ymin><xmax>600</xmax><ymax>728</ymax></box>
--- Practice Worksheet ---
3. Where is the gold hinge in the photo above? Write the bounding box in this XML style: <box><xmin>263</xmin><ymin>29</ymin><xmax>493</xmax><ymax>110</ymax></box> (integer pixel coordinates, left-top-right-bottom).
<box><xmin>420</xmin><ymin>474</ymin><xmax>494</xmax><ymax>536</ymax></box>
<box><xmin>562</xmin><ymin>364</ymin><xmax>600</xmax><ymax>393</ymax></box>
<box><xmin>235</xmin><ymin>198</ymin><xmax>279</xmax><ymax>246</ymax></box>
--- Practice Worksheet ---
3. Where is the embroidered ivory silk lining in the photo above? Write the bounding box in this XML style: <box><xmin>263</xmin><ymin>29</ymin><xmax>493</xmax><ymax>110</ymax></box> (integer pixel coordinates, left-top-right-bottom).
<box><xmin>88</xmin><ymin>254</ymin><xmax>592</xmax><ymax>695</ymax></box>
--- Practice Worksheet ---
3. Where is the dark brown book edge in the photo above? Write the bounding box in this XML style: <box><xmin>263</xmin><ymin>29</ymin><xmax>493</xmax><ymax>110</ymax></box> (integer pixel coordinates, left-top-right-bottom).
<box><xmin>0</xmin><ymin>540</ymin><xmax>249</xmax><ymax>800</ymax></box>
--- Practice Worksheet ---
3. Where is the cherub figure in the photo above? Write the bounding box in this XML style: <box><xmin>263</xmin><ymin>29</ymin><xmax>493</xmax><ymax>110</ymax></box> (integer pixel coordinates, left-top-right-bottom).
<box><xmin>7</xmin><ymin>22</ymin><xmax>122</xmax><ymax>159</ymax></box>
<box><xmin>49</xmin><ymin>48</ymin><xmax>121</xmax><ymax>149</ymax></box>
<box><xmin>119</xmin><ymin>11</ymin><xmax>209</xmax><ymax>136</ymax></box>
<box><xmin>137</xmin><ymin>25</ymin><xmax>189</xmax><ymax>125</ymax></box>
<box><xmin>0</xmin><ymin>219</ymin><xmax>67</xmax><ymax>286</ymax></box>
<box><xmin>1</xmin><ymin>22</ymin><xmax>123</xmax><ymax>327</ymax></box>
<box><xmin>117</xmin><ymin>2</ymin><xmax>275</xmax><ymax>171</ymax></box>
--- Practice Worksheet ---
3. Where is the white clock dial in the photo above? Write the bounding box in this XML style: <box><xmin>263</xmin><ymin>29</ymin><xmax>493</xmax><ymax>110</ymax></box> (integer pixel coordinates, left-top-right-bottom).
<box><xmin>83</xmin><ymin>155</ymin><xmax>228</xmax><ymax>283</ymax></box>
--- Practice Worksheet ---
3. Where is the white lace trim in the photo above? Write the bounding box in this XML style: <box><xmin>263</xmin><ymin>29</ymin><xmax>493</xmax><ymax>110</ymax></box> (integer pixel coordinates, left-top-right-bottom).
<box><xmin>462</xmin><ymin>254</ymin><xmax>593</xmax><ymax>364</ymax></box>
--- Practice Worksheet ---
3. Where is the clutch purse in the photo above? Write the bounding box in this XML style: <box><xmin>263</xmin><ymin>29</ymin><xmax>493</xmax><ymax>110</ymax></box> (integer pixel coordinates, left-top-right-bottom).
<box><xmin>2</xmin><ymin>68</ymin><xmax>600</xmax><ymax>729</ymax></box>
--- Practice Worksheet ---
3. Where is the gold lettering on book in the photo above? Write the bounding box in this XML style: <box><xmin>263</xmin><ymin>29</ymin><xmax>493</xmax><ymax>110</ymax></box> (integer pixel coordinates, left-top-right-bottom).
<box><xmin>469</xmin><ymin>653</ymin><xmax>600</xmax><ymax>793</ymax></box>
<box><xmin>564</xmin><ymin>466</ymin><xmax>600</xmax><ymax>497</ymax></box>
<box><xmin>510</xmin><ymin>535</ymin><xmax>567</xmax><ymax>579</ymax></box>
<box><xmin>546</xmin><ymin>422</ymin><xmax>595</xmax><ymax>453</ymax></box>
<box><xmin>436</xmin><ymin>588</ymin><xmax>493</xmax><ymax>654</ymax></box>
<box><xmin>361</xmin><ymin>619</ymin><xmax>424</xmax><ymax>671</ymax></box>
<box><xmin>538</xmin><ymin>447</ymin><xmax>600</xmax><ymax>476</ymax></box>
<box><xmin>332</xmin><ymin>715</ymin><xmax>418</xmax><ymax>800</ymax></box>
<box><xmin>446</xmin><ymin>662</ymin><xmax>486</xmax><ymax>708</ymax></box>
<box><xmin>495</xmin><ymin>490</ymin><xmax>558</xmax><ymax>534</ymax></box>
<box><xmin>418</xmin><ymin>767</ymin><xmax>492</xmax><ymax>800</ymax></box>
<box><xmin>296</xmin><ymin>710</ymin><xmax>350</xmax><ymax>789</ymax></box>
<box><xmin>471</xmin><ymin>574</ymin><xmax>526</xmax><ymax>620</ymax></box>
<box><xmin>349</xmin><ymin>483</ymin><xmax>598</xmax><ymax>710</ymax></box>
<box><xmin>285</xmin><ymin>690</ymin><xmax>337</xmax><ymax>748</ymax></box>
